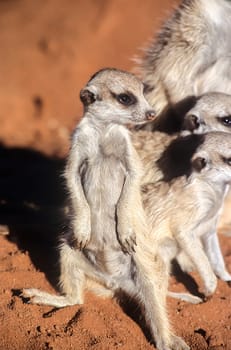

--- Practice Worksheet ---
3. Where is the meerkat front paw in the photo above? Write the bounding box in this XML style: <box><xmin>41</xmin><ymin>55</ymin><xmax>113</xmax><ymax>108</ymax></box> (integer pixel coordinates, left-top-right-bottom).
<box><xmin>203</xmin><ymin>274</ymin><xmax>217</xmax><ymax>297</ymax></box>
<box><xmin>218</xmin><ymin>271</ymin><xmax>231</xmax><ymax>288</ymax></box>
<box><xmin>71</xmin><ymin>216</ymin><xmax>91</xmax><ymax>250</ymax></box>
<box><xmin>117</xmin><ymin>224</ymin><xmax>137</xmax><ymax>254</ymax></box>
<box><xmin>215</xmin><ymin>269</ymin><xmax>231</xmax><ymax>283</ymax></box>
<box><xmin>176</xmin><ymin>252</ymin><xmax>195</xmax><ymax>273</ymax></box>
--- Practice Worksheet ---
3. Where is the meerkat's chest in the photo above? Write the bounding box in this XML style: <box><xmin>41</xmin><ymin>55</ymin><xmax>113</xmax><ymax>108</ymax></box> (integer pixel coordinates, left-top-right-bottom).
<box><xmin>82</xmin><ymin>127</ymin><xmax>128</xmax><ymax>206</ymax></box>
<box><xmin>87</xmin><ymin>128</ymin><xmax>127</xmax><ymax>169</ymax></box>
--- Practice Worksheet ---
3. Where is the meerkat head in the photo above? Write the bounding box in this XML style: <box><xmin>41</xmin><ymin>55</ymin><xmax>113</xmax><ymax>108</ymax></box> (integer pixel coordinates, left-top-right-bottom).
<box><xmin>157</xmin><ymin>132</ymin><xmax>231</xmax><ymax>183</ymax></box>
<box><xmin>183</xmin><ymin>92</ymin><xmax>231</xmax><ymax>134</ymax></box>
<box><xmin>191</xmin><ymin>131</ymin><xmax>231</xmax><ymax>183</ymax></box>
<box><xmin>79</xmin><ymin>68</ymin><xmax>156</xmax><ymax>125</ymax></box>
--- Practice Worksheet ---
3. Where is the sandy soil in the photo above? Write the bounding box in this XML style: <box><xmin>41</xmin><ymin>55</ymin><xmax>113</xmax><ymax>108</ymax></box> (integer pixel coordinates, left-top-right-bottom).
<box><xmin>0</xmin><ymin>1</ymin><xmax>231</xmax><ymax>349</ymax></box>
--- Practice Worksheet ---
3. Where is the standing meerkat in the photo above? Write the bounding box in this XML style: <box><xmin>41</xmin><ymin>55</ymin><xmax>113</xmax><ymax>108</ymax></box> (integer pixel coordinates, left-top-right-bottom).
<box><xmin>139</xmin><ymin>0</ymin><xmax>231</xmax><ymax>120</ymax></box>
<box><xmin>132</xmin><ymin>93</ymin><xmax>231</xmax><ymax>301</ymax></box>
<box><xmin>22</xmin><ymin>68</ymin><xmax>189</xmax><ymax>350</ymax></box>
<box><xmin>132</xmin><ymin>130</ymin><xmax>231</xmax><ymax>302</ymax></box>
<box><xmin>182</xmin><ymin>92</ymin><xmax>231</xmax><ymax>234</ymax></box>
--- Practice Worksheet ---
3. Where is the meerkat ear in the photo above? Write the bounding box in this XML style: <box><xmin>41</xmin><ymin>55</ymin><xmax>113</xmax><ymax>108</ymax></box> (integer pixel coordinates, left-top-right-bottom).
<box><xmin>80</xmin><ymin>86</ymin><xmax>98</xmax><ymax>106</ymax></box>
<box><xmin>192</xmin><ymin>151</ymin><xmax>209</xmax><ymax>172</ymax></box>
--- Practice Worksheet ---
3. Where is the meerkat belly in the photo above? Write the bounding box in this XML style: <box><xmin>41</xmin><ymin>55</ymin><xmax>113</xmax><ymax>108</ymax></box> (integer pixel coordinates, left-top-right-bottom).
<box><xmin>84</xmin><ymin>245</ymin><xmax>134</xmax><ymax>279</ymax></box>
<box><xmin>83</xmin><ymin>153</ymin><xmax>126</xmax><ymax>248</ymax></box>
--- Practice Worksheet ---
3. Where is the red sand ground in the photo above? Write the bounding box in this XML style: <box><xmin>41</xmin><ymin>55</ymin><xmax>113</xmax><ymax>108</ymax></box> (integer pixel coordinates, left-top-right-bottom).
<box><xmin>0</xmin><ymin>1</ymin><xmax>231</xmax><ymax>349</ymax></box>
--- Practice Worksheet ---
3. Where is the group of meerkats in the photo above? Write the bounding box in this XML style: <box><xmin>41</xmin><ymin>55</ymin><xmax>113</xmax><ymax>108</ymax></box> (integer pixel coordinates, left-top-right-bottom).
<box><xmin>22</xmin><ymin>1</ymin><xmax>231</xmax><ymax>349</ymax></box>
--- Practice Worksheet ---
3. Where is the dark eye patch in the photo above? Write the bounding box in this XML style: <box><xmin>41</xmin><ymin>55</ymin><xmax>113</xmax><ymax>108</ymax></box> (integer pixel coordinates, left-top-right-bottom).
<box><xmin>111</xmin><ymin>91</ymin><xmax>137</xmax><ymax>106</ymax></box>
<box><xmin>143</xmin><ymin>83</ymin><xmax>154</xmax><ymax>94</ymax></box>
<box><xmin>217</xmin><ymin>115</ymin><xmax>231</xmax><ymax>127</ymax></box>
<box><xmin>222</xmin><ymin>157</ymin><xmax>231</xmax><ymax>166</ymax></box>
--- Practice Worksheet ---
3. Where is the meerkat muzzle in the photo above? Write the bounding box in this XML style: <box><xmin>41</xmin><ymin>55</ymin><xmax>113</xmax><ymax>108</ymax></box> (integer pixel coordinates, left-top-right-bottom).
<box><xmin>145</xmin><ymin>110</ymin><xmax>156</xmax><ymax>121</ymax></box>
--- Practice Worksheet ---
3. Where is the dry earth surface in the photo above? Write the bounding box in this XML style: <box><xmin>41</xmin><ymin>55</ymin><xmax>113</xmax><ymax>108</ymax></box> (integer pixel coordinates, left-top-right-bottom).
<box><xmin>0</xmin><ymin>0</ymin><xmax>231</xmax><ymax>349</ymax></box>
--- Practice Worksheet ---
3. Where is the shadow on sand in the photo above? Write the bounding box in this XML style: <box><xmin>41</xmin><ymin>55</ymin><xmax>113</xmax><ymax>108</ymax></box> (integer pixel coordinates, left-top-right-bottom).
<box><xmin>0</xmin><ymin>143</ymin><xmax>67</xmax><ymax>286</ymax></box>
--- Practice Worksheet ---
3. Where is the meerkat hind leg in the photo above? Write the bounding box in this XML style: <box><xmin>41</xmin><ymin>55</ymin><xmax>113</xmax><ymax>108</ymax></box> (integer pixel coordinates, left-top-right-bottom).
<box><xmin>22</xmin><ymin>288</ymin><xmax>80</xmax><ymax>307</ymax></box>
<box><xmin>22</xmin><ymin>243</ymin><xmax>117</xmax><ymax>307</ymax></box>
<box><xmin>21</xmin><ymin>248</ymin><xmax>85</xmax><ymax>306</ymax></box>
<box><xmin>202</xmin><ymin>232</ymin><xmax>231</xmax><ymax>282</ymax></box>
<box><xmin>133</xmin><ymin>243</ymin><xmax>190</xmax><ymax>350</ymax></box>
<box><xmin>176</xmin><ymin>233</ymin><xmax>217</xmax><ymax>296</ymax></box>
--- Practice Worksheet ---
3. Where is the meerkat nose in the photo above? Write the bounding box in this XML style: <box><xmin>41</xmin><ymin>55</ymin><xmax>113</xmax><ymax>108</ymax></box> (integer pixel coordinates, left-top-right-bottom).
<box><xmin>145</xmin><ymin>110</ymin><xmax>156</xmax><ymax>121</ymax></box>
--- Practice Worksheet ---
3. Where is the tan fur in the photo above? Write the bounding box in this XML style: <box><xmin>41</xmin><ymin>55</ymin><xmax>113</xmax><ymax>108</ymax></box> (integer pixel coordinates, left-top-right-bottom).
<box><xmin>182</xmin><ymin>92</ymin><xmax>231</xmax><ymax>135</ymax></box>
<box><xmin>182</xmin><ymin>91</ymin><xmax>231</xmax><ymax>232</ymax></box>
<box><xmin>132</xmin><ymin>92</ymin><xmax>231</xmax><ymax>295</ymax></box>
<box><xmin>133</xmin><ymin>129</ymin><xmax>231</xmax><ymax>300</ymax></box>
<box><xmin>136</xmin><ymin>0</ymin><xmax>231</xmax><ymax>289</ymax></box>
<box><xmin>138</xmin><ymin>0</ymin><xmax>231</xmax><ymax>119</ymax></box>
<box><xmin>137</xmin><ymin>0</ymin><xmax>231</xmax><ymax>228</ymax></box>
<box><xmin>22</xmin><ymin>68</ymin><xmax>189</xmax><ymax>350</ymax></box>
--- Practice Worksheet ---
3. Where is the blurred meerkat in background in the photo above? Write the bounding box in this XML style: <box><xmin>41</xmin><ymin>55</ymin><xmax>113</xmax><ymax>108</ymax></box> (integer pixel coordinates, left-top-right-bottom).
<box><xmin>139</xmin><ymin>0</ymin><xmax>231</xmax><ymax>120</ymax></box>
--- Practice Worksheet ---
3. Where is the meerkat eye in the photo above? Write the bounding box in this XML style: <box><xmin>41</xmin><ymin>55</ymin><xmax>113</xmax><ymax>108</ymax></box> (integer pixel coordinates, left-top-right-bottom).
<box><xmin>220</xmin><ymin>116</ymin><xmax>231</xmax><ymax>126</ymax></box>
<box><xmin>223</xmin><ymin>157</ymin><xmax>231</xmax><ymax>166</ymax></box>
<box><xmin>116</xmin><ymin>93</ymin><xmax>137</xmax><ymax>106</ymax></box>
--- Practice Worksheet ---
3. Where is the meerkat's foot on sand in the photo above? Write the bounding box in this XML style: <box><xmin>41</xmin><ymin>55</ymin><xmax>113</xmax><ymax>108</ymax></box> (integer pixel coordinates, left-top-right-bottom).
<box><xmin>21</xmin><ymin>288</ymin><xmax>83</xmax><ymax>307</ymax></box>
<box><xmin>157</xmin><ymin>334</ymin><xmax>190</xmax><ymax>350</ymax></box>
<box><xmin>170</xmin><ymin>335</ymin><xmax>190</xmax><ymax>350</ymax></box>
<box><xmin>168</xmin><ymin>291</ymin><xmax>203</xmax><ymax>304</ymax></box>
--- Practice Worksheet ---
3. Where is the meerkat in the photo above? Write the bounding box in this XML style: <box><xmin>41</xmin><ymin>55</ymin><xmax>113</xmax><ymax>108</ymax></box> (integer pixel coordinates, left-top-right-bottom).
<box><xmin>174</xmin><ymin>92</ymin><xmax>231</xmax><ymax>274</ymax></box>
<box><xmin>173</xmin><ymin>92</ymin><xmax>231</xmax><ymax>275</ymax></box>
<box><xmin>132</xmin><ymin>130</ymin><xmax>231</xmax><ymax>302</ymax></box>
<box><xmin>132</xmin><ymin>93</ymin><xmax>231</xmax><ymax>301</ymax></box>
<box><xmin>182</xmin><ymin>92</ymin><xmax>231</xmax><ymax>135</ymax></box>
<box><xmin>132</xmin><ymin>91</ymin><xmax>231</xmax><ymax>193</ymax></box>
<box><xmin>138</xmin><ymin>0</ymin><xmax>231</xmax><ymax>122</ymax></box>
<box><xmin>136</xmin><ymin>0</ymin><xmax>231</xmax><ymax>231</ymax></box>
<box><xmin>145</xmin><ymin>92</ymin><xmax>231</xmax><ymax>136</ymax></box>
<box><xmin>22</xmin><ymin>69</ymin><xmax>189</xmax><ymax>350</ymax></box>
